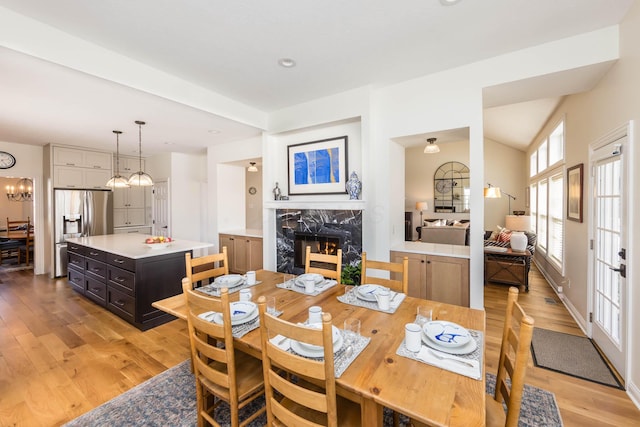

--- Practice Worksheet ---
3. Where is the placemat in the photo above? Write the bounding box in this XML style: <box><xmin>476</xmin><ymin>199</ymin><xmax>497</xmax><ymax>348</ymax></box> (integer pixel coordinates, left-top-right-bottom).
<box><xmin>199</xmin><ymin>308</ymin><xmax>282</xmax><ymax>338</ymax></box>
<box><xmin>336</xmin><ymin>291</ymin><xmax>406</xmax><ymax>313</ymax></box>
<box><xmin>276</xmin><ymin>279</ymin><xmax>337</xmax><ymax>296</ymax></box>
<box><xmin>269</xmin><ymin>330</ymin><xmax>370</xmax><ymax>378</ymax></box>
<box><xmin>396</xmin><ymin>328</ymin><xmax>483</xmax><ymax>380</ymax></box>
<box><xmin>195</xmin><ymin>280</ymin><xmax>262</xmax><ymax>297</ymax></box>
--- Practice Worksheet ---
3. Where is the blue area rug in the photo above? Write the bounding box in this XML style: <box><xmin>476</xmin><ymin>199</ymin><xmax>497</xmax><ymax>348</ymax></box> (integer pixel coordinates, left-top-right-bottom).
<box><xmin>64</xmin><ymin>360</ymin><xmax>562</xmax><ymax>426</ymax></box>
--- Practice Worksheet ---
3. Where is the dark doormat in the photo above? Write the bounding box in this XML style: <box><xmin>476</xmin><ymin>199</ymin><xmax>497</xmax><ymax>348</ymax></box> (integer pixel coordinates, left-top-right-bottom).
<box><xmin>531</xmin><ymin>328</ymin><xmax>623</xmax><ymax>389</ymax></box>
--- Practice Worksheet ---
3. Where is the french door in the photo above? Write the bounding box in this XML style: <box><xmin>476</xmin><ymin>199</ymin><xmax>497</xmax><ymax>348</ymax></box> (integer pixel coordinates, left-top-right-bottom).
<box><xmin>590</xmin><ymin>135</ymin><xmax>627</xmax><ymax>380</ymax></box>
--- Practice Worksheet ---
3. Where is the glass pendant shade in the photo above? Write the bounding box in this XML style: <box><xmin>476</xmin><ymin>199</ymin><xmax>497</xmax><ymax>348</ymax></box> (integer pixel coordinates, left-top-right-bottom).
<box><xmin>128</xmin><ymin>120</ymin><xmax>154</xmax><ymax>186</ymax></box>
<box><xmin>423</xmin><ymin>137</ymin><xmax>440</xmax><ymax>153</ymax></box>
<box><xmin>107</xmin><ymin>130</ymin><xmax>130</xmax><ymax>188</ymax></box>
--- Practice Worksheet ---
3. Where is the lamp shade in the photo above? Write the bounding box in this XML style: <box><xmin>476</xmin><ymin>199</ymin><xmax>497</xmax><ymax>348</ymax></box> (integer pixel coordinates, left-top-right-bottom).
<box><xmin>505</xmin><ymin>215</ymin><xmax>531</xmax><ymax>231</ymax></box>
<box><xmin>484</xmin><ymin>186</ymin><xmax>502</xmax><ymax>198</ymax></box>
<box><xmin>416</xmin><ymin>201</ymin><xmax>428</xmax><ymax>211</ymax></box>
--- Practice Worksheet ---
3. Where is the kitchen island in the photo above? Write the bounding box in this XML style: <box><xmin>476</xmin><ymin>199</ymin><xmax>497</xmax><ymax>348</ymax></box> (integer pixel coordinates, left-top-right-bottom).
<box><xmin>66</xmin><ymin>234</ymin><xmax>212</xmax><ymax>330</ymax></box>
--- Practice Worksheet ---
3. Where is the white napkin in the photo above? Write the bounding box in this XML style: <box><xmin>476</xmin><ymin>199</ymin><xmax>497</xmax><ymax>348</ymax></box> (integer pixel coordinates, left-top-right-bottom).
<box><xmin>270</xmin><ymin>334</ymin><xmax>291</xmax><ymax>351</ymax></box>
<box><xmin>317</xmin><ymin>279</ymin><xmax>337</xmax><ymax>290</ymax></box>
<box><xmin>198</xmin><ymin>311</ymin><xmax>218</xmax><ymax>322</ymax></box>
<box><xmin>389</xmin><ymin>292</ymin><xmax>406</xmax><ymax>309</ymax></box>
<box><xmin>416</xmin><ymin>346</ymin><xmax>481</xmax><ymax>380</ymax></box>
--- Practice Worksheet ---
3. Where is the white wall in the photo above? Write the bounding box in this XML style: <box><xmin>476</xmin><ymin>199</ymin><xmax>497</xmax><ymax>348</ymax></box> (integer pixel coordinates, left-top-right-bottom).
<box><xmin>170</xmin><ymin>153</ymin><xmax>206</xmax><ymax>241</ymax></box>
<box><xmin>483</xmin><ymin>138</ymin><xmax>528</xmax><ymax>230</ymax></box>
<box><xmin>0</xmin><ymin>141</ymin><xmax>45</xmax><ymax>274</ymax></box>
<box><xmin>245</xmin><ymin>168</ymin><xmax>262</xmax><ymax>230</ymax></box>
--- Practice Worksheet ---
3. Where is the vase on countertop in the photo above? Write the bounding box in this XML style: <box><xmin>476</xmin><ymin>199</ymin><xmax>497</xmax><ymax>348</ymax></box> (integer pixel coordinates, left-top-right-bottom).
<box><xmin>345</xmin><ymin>171</ymin><xmax>362</xmax><ymax>200</ymax></box>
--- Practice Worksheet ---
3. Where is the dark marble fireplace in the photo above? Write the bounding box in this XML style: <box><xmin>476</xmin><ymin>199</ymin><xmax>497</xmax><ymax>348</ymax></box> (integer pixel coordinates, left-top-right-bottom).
<box><xmin>276</xmin><ymin>209</ymin><xmax>362</xmax><ymax>274</ymax></box>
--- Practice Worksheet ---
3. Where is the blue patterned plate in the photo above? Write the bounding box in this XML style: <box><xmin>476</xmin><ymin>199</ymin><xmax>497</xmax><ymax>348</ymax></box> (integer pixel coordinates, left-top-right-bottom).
<box><xmin>423</xmin><ymin>320</ymin><xmax>471</xmax><ymax>348</ymax></box>
<box><xmin>229</xmin><ymin>301</ymin><xmax>257</xmax><ymax>322</ymax></box>
<box><xmin>213</xmin><ymin>274</ymin><xmax>245</xmax><ymax>288</ymax></box>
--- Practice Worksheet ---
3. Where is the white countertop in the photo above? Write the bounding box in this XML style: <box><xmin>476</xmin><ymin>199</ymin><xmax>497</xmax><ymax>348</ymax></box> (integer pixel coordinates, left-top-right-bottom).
<box><xmin>219</xmin><ymin>228</ymin><xmax>263</xmax><ymax>238</ymax></box>
<box><xmin>67</xmin><ymin>234</ymin><xmax>213</xmax><ymax>259</ymax></box>
<box><xmin>390</xmin><ymin>241</ymin><xmax>470</xmax><ymax>259</ymax></box>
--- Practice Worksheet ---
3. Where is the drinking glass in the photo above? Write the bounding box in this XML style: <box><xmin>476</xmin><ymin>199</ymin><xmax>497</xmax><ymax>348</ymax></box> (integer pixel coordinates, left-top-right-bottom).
<box><xmin>266</xmin><ymin>296</ymin><xmax>277</xmax><ymax>315</ymax></box>
<box><xmin>343</xmin><ymin>317</ymin><xmax>361</xmax><ymax>345</ymax></box>
<box><xmin>344</xmin><ymin>285</ymin><xmax>356</xmax><ymax>303</ymax></box>
<box><xmin>415</xmin><ymin>306</ymin><xmax>432</xmax><ymax>327</ymax></box>
<box><xmin>282</xmin><ymin>273</ymin><xmax>295</xmax><ymax>288</ymax></box>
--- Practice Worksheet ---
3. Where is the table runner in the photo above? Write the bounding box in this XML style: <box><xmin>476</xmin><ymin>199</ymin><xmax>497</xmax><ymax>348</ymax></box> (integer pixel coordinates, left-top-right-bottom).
<box><xmin>396</xmin><ymin>328</ymin><xmax>483</xmax><ymax>380</ymax></box>
<box><xmin>269</xmin><ymin>330</ymin><xmax>370</xmax><ymax>378</ymax></box>
<box><xmin>337</xmin><ymin>290</ymin><xmax>406</xmax><ymax>314</ymax></box>
<box><xmin>276</xmin><ymin>278</ymin><xmax>337</xmax><ymax>296</ymax></box>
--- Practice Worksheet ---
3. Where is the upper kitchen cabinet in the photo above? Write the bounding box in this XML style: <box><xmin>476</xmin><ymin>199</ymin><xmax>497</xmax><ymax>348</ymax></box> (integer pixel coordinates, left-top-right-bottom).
<box><xmin>51</xmin><ymin>146</ymin><xmax>113</xmax><ymax>189</ymax></box>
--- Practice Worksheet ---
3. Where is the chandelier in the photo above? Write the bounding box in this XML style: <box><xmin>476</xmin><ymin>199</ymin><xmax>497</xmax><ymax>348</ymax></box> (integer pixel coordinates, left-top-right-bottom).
<box><xmin>6</xmin><ymin>177</ymin><xmax>33</xmax><ymax>202</ymax></box>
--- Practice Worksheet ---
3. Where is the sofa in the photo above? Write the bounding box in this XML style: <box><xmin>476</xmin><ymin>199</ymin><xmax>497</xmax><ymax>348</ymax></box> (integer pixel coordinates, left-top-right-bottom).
<box><xmin>417</xmin><ymin>219</ymin><xmax>470</xmax><ymax>245</ymax></box>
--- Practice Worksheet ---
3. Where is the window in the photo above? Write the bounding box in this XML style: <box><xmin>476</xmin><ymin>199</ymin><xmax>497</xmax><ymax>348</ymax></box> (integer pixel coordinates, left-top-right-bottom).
<box><xmin>529</xmin><ymin>118</ymin><xmax>566</xmax><ymax>273</ymax></box>
<box><xmin>549</xmin><ymin>122</ymin><xmax>564</xmax><ymax>166</ymax></box>
<box><xmin>548</xmin><ymin>173</ymin><xmax>564</xmax><ymax>268</ymax></box>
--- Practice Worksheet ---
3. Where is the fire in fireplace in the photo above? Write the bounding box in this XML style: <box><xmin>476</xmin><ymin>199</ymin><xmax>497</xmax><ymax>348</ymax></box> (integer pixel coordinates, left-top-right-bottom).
<box><xmin>294</xmin><ymin>231</ymin><xmax>343</xmax><ymax>269</ymax></box>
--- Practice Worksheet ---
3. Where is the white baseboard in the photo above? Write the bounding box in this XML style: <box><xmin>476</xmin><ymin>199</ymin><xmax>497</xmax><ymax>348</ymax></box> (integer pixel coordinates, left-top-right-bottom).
<box><xmin>627</xmin><ymin>381</ymin><xmax>640</xmax><ymax>411</ymax></box>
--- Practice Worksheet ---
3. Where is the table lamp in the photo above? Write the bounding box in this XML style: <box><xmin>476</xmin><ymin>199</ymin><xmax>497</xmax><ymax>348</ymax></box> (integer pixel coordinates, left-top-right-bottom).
<box><xmin>416</xmin><ymin>201</ymin><xmax>428</xmax><ymax>227</ymax></box>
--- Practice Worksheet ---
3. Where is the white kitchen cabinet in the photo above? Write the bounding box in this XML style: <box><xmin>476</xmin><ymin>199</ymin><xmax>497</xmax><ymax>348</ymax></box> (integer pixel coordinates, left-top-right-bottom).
<box><xmin>114</xmin><ymin>208</ymin><xmax>145</xmax><ymax>227</ymax></box>
<box><xmin>53</xmin><ymin>146</ymin><xmax>111</xmax><ymax>169</ymax></box>
<box><xmin>114</xmin><ymin>226</ymin><xmax>152</xmax><ymax>234</ymax></box>
<box><xmin>119</xmin><ymin>156</ymin><xmax>144</xmax><ymax>174</ymax></box>
<box><xmin>54</xmin><ymin>166</ymin><xmax>112</xmax><ymax>189</ymax></box>
<box><xmin>113</xmin><ymin>186</ymin><xmax>145</xmax><ymax>209</ymax></box>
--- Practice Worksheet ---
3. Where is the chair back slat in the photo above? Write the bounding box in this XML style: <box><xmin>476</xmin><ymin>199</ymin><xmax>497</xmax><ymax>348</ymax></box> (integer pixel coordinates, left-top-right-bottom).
<box><xmin>186</xmin><ymin>247</ymin><xmax>229</xmax><ymax>287</ymax></box>
<box><xmin>305</xmin><ymin>246</ymin><xmax>342</xmax><ymax>282</ymax></box>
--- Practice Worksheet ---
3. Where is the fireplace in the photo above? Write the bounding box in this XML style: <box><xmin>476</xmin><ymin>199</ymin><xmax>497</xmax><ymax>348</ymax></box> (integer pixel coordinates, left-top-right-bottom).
<box><xmin>276</xmin><ymin>209</ymin><xmax>362</xmax><ymax>274</ymax></box>
<box><xmin>294</xmin><ymin>231</ymin><xmax>343</xmax><ymax>269</ymax></box>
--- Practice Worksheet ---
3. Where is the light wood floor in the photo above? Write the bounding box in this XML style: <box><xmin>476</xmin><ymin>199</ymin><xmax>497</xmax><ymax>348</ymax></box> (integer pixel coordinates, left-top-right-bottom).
<box><xmin>1</xmin><ymin>267</ymin><xmax>639</xmax><ymax>426</ymax></box>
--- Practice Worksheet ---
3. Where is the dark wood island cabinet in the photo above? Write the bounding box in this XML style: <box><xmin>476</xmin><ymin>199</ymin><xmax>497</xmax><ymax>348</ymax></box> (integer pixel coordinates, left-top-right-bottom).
<box><xmin>66</xmin><ymin>234</ymin><xmax>212</xmax><ymax>330</ymax></box>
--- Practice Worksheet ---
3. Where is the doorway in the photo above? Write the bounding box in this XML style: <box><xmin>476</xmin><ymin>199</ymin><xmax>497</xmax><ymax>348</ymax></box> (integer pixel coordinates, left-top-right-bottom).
<box><xmin>589</xmin><ymin>127</ymin><xmax>629</xmax><ymax>381</ymax></box>
<box><xmin>0</xmin><ymin>176</ymin><xmax>35</xmax><ymax>271</ymax></box>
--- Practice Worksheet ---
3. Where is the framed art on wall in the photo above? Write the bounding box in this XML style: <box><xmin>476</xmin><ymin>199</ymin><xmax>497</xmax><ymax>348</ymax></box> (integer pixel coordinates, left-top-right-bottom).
<box><xmin>287</xmin><ymin>136</ymin><xmax>348</xmax><ymax>195</ymax></box>
<box><xmin>567</xmin><ymin>163</ymin><xmax>583</xmax><ymax>222</ymax></box>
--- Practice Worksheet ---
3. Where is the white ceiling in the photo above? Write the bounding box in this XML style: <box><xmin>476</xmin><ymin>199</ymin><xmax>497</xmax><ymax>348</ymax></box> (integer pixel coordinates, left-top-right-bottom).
<box><xmin>0</xmin><ymin>0</ymin><xmax>633</xmax><ymax>155</ymax></box>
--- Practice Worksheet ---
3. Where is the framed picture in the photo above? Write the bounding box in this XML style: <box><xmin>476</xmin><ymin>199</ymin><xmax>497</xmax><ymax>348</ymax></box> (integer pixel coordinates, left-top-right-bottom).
<box><xmin>287</xmin><ymin>136</ymin><xmax>348</xmax><ymax>195</ymax></box>
<box><xmin>567</xmin><ymin>163</ymin><xmax>583</xmax><ymax>222</ymax></box>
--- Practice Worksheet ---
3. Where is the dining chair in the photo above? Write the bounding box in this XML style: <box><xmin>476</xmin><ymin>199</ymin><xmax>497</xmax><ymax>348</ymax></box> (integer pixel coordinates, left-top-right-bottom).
<box><xmin>6</xmin><ymin>217</ymin><xmax>30</xmax><ymax>231</ymax></box>
<box><xmin>3</xmin><ymin>217</ymin><xmax>30</xmax><ymax>262</ymax></box>
<box><xmin>257</xmin><ymin>295</ymin><xmax>361</xmax><ymax>427</ymax></box>
<box><xmin>185</xmin><ymin>246</ymin><xmax>229</xmax><ymax>288</ymax></box>
<box><xmin>486</xmin><ymin>286</ymin><xmax>535</xmax><ymax>427</ymax></box>
<box><xmin>182</xmin><ymin>277</ymin><xmax>265</xmax><ymax>427</ymax></box>
<box><xmin>305</xmin><ymin>245</ymin><xmax>342</xmax><ymax>283</ymax></box>
<box><xmin>18</xmin><ymin>232</ymin><xmax>34</xmax><ymax>265</ymax></box>
<box><xmin>360</xmin><ymin>252</ymin><xmax>408</xmax><ymax>294</ymax></box>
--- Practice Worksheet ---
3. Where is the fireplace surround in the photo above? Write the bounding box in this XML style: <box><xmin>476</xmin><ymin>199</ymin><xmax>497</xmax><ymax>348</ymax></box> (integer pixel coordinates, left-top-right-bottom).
<box><xmin>276</xmin><ymin>209</ymin><xmax>362</xmax><ymax>274</ymax></box>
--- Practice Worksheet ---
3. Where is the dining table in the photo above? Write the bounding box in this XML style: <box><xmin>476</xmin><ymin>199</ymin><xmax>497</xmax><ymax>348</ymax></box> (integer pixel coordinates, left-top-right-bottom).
<box><xmin>152</xmin><ymin>269</ymin><xmax>486</xmax><ymax>426</ymax></box>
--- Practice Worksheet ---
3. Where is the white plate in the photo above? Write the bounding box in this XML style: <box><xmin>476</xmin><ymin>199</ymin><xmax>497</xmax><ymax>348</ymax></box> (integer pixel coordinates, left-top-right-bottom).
<box><xmin>214</xmin><ymin>274</ymin><xmax>245</xmax><ymax>288</ymax></box>
<box><xmin>423</xmin><ymin>320</ymin><xmax>471</xmax><ymax>348</ymax></box>
<box><xmin>294</xmin><ymin>273</ymin><xmax>325</xmax><ymax>288</ymax></box>
<box><xmin>297</xmin><ymin>324</ymin><xmax>341</xmax><ymax>351</ymax></box>
<box><xmin>198</xmin><ymin>308</ymin><xmax>259</xmax><ymax>326</ymax></box>
<box><xmin>291</xmin><ymin>331</ymin><xmax>344</xmax><ymax>358</ymax></box>
<box><xmin>229</xmin><ymin>301</ymin><xmax>257</xmax><ymax>322</ymax></box>
<box><xmin>356</xmin><ymin>284</ymin><xmax>386</xmax><ymax>302</ymax></box>
<box><xmin>422</xmin><ymin>331</ymin><xmax>478</xmax><ymax>355</ymax></box>
<box><xmin>145</xmin><ymin>242</ymin><xmax>171</xmax><ymax>249</ymax></box>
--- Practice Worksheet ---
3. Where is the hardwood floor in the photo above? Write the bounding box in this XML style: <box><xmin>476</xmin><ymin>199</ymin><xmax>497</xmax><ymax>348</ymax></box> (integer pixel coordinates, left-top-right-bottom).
<box><xmin>1</xmin><ymin>266</ymin><xmax>638</xmax><ymax>426</ymax></box>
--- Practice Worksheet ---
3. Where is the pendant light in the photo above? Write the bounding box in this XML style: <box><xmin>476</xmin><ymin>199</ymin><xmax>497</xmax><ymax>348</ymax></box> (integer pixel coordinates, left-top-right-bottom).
<box><xmin>423</xmin><ymin>137</ymin><xmax>440</xmax><ymax>154</ymax></box>
<box><xmin>128</xmin><ymin>120</ymin><xmax>154</xmax><ymax>186</ymax></box>
<box><xmin>106</xmin><ymin>130</ymin><xmax>130</xmax><ymax>188</ymax></box>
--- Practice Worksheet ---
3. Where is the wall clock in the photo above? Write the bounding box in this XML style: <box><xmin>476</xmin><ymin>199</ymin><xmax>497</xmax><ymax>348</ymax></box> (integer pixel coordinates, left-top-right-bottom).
<box><xmin>248</xmin><ymin>186</ymin><xmax>257</xmax><ymax>195</ymax></box>
<box><xmin>435</xmin><ymin>179</ymin><xmax>453</xmax><ymax>194</ymax></box>
<box><xmin>0</xmin><ymin>151</ymin><xmax>16</xmax><ymax>169</ymax></box>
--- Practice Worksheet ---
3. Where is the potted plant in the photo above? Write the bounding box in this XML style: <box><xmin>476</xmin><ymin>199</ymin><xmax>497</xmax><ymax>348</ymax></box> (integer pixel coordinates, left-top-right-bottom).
<box><xmin>341</xmin><ymin>261</ymin><xmax>361</xmax><ymax>285</ymax></box>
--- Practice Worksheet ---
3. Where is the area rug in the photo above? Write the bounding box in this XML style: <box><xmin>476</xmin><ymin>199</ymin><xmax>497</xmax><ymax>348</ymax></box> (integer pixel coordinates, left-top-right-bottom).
<box><xmin>64</xmin><ymin>360</ymin><xmax>563</xmax><ymax>426</ymax></box>
<box><xmin>531</xmin><ymin>328</ymin><xmax>623</xmax><ymax>389</ymax></box>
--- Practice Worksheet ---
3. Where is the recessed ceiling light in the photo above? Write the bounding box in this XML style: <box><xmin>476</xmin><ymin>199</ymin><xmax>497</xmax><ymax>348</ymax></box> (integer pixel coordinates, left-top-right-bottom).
<box><xmin>208</xmin><ymin>129</ymin><xmax>220</xmax><ymax>134</ymax></box>
<box><xmin>440</xmin><ymin>0</ymin><xmax>462</xmax><ymax>5</ymax></box>
<box><xmin>278</xmin><ymin>58</ymin><xmax>296</xmax><ymax>68</ymax></box>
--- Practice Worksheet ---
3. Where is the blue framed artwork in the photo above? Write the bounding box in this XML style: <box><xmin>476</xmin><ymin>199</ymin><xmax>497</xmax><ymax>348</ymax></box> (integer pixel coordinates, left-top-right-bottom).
<box><xmin>287</xmin><ymin>136</ymin><xmax>348</xmax><ymax>195</ymax></box>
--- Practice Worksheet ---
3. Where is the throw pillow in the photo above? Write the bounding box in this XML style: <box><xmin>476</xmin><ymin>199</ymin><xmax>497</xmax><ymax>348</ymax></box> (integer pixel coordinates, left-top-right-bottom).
<box><xmin>497</xmin><ymin>228</ymin><xmax>513</xmax><ymax>243</ymax></box>
<box><xmin>488</xmin><ymin>225</ymin><xmax>503</xmax><ymax>241</ymax></box>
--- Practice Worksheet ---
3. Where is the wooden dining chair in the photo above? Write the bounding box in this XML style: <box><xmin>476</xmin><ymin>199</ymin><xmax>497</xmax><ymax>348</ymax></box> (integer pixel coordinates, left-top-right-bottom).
<box><xmin>486</xmin><ymin>286</ymin><xmax>535</xmax><ymax>427</ymax></box>
<box><xmin>360</xmin><ymin>252</ymin><xmax>408</xmax><ymax>294</ymax></box>
<box><xmin>3</xmin><ymin>217</ymin><xmax>30</xmax><ymax>261</ymax></box>
<box><xmin>257</xmin><ymin>295</ymin><xmax>361</xmax><ymax>427</ymax></box>
<box><xmin>186</xmin><ymin>246</ymin><xmax>229</xmax><ymax>287</ymax></box>
<box><xmin>305</xmin><ymin>246</ymin><xmax>342</xmax><ymax>283</ymax></box>
<box><xmin>182</xmin><ymin>277</ymin><xmax>265</xmax><ymax>427</ymax></box>
<box><xmin>7</xmin><ymin>217</ymin><xmax>30</xmax><ymax>231</ymax></box>
<box><xmin>18</xmin><ymin>232</ymin><xmax>34</xmax><ymax>265</ymax></box>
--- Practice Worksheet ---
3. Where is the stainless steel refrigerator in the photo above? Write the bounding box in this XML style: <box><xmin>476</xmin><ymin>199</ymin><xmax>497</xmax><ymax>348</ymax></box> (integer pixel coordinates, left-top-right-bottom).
<box><xmin>54</xmin><ymin>189</ymin><xmax>113</xmax><ymax>277</ymax></box>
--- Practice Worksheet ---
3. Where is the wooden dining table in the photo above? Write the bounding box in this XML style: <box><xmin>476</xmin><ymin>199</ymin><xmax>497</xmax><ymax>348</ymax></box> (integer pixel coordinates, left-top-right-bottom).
<box><xmin>152</xmin><ymin>269</ymin><xmax>486</xmax><ymax>426</ymax></box>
